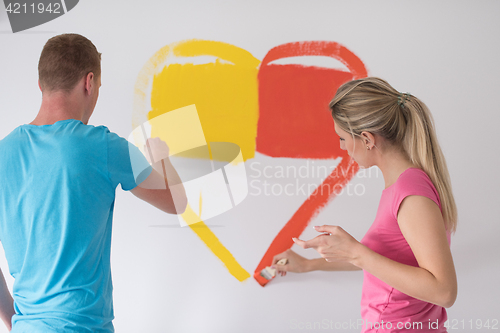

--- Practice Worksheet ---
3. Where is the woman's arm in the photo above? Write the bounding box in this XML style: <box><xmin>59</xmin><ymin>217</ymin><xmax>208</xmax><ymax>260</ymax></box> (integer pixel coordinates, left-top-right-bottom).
<box><xmin>294</xmin><ymin>195</ymin><xmax>457</xmax><ymax>308</ymax></box>
<box><xmin>0</xmin><ymin>267</ymin><xmax>14</xmax><ymax>330</ymax></box>
<box><xmin>272</xmin><ymin>249</ymin><xmax>361</xmax><ymax>276</ymax></box>
<box><xmin>356</xmin><ymin>195</ymin><xmax>457</xmax><ymax>308</ymax></box>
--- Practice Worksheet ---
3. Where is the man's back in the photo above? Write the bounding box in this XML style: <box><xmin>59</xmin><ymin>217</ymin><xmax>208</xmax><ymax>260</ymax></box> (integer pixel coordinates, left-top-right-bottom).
<box><xmin>0</xmin><ymin>119</ymin><xmax>150</xmax><ymax>332</ymax></box>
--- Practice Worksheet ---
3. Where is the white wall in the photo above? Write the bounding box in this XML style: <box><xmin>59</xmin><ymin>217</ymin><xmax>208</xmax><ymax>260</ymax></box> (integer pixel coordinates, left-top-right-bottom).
<box><xmin>1</xmin><ymin>1</ymin><xmax>499</xmax><ymax>332</ymax></box>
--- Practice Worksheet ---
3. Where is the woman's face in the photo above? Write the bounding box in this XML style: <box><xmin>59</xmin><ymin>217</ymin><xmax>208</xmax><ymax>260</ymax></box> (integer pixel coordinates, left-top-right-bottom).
<box><xmin>334</xmin><ymin>122</ymin><xmax>371</xmax><ymax>168</ymax></box>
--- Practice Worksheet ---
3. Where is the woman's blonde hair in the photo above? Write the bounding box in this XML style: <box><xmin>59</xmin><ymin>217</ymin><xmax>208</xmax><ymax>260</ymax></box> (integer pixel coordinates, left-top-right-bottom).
<box><xmin>329</xmin><ymin>77</ymin><xmax>457</xmax><ymax>233</ymax></box>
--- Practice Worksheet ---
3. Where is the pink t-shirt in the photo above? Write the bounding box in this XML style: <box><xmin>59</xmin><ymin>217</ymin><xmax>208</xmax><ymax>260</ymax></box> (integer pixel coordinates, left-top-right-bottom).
<box><xmin>360</xmin><ymin>168</ymin><xmax>451</xmax><ymax>333</ymax></box>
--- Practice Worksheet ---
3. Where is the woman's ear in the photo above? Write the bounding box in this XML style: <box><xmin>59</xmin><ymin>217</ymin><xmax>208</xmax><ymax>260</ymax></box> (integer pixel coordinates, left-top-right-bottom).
<box><xmin>360</xmin><ymin>131</ymin><xmax>375</xmax><ymax>146</ymax></box>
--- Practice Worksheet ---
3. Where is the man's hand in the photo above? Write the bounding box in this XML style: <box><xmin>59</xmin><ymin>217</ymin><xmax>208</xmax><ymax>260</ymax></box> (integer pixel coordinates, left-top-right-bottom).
<box><xmin>131</xmin><ymin>136</ymin><xmax>187</xmax><ymax>214</ymax></box>
<box><xmin>0</xmin><ymin>267</ymin><xmax>14</xmax><ymax>331</ymax></box>
<box><xmin>144</xmin><ymin>137</ymin><xmax>170</xmax><ymax>165</ymax></box>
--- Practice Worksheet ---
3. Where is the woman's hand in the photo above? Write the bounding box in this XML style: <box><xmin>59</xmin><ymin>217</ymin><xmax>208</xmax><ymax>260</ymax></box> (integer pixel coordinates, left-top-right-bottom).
<box><xmin>292</xmin><ymin>225</ymin><xmax>363</xmax><ymax>266</ymax></box>
<box><xmin>271</xmin><ymin>249</ymin><xmax>311</xmax><ymax>276</ymax></box>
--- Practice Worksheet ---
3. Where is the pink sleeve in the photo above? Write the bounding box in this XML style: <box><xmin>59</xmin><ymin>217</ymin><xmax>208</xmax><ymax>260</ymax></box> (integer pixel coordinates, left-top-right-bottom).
<box><xmin>392</xmin><ymin>169</ymin><xmax>442</xmax><ymax>220</ymax></box>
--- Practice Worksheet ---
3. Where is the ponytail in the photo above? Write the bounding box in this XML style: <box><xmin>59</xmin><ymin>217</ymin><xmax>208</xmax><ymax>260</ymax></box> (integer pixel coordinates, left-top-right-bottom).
<box><xmin>330</xmin><ymin>77</ymin><xmax>457</xmax><ymax>232</ymax></box>
<box><xmin>401</xmin><ymin>96</ymin><xmax>457</xmax><ymax>232</ymax></box>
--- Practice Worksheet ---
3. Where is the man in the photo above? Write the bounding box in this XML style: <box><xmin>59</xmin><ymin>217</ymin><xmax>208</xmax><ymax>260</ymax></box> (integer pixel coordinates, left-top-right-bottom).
<box><xmin>0</xmin><ymin>33</ymin><xmax>186</xmax><ymax>332</ymax></box>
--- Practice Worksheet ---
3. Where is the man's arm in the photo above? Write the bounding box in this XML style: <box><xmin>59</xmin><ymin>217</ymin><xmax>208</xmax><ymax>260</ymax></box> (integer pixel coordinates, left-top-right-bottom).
<box><xmin>130</xmin><ymin>157</ymin><xmax>187</xmax><ymax>214</ymax></box>
<box><xmin>0</xmin><ymin>267</ymin><xmax>14</xmax><ymax>331</ymax></box>
<box><xmin>130</xmin><ymin>138</ymin><xmax>187</xmax><ymax>215</ymax></box>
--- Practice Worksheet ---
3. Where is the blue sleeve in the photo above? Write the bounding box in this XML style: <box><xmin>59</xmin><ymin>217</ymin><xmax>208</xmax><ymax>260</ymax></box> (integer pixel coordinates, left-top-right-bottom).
<box><xmin>107</xmin><ymin>131</ymin><xmax>152</xmax><ymax>191</ymax></box>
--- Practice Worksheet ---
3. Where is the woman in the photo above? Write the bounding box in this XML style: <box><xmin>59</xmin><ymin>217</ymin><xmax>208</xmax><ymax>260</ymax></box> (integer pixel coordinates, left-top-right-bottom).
<box><xmin>272</xmin><ymin>77</ymin><xmax>457</xmax><ymax>332</ymax></box>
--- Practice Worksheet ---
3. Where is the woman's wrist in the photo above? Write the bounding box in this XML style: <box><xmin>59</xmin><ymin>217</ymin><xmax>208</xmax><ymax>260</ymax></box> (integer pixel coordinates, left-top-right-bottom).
<box><xmin>350</xmin><ymin>242</ymin><xmax>372</xmax><ymax>269</ymax></box>
<box><xmin>291</xmin><ymin>258</ymin><xmax>314</xmax><ymax>273</ymax></box>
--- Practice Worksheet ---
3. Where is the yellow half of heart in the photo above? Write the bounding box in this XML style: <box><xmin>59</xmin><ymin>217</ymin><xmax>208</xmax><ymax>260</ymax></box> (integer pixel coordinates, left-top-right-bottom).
<box><xmin>148</xmin><ymin>39</ymin><xmax>260</xmax><ymax>161</ymax></box>
<box><xmin>133</xmin><ymin>40</ymin><xmax>258</xmax><ymax>281</ymax></box>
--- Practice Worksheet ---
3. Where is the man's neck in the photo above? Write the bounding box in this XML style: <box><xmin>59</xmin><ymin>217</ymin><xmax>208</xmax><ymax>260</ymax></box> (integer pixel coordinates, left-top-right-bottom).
<box><xmin>31</xmin><ymin>91</ymin><xmax>86</xmax><ymax>126</ymax></box>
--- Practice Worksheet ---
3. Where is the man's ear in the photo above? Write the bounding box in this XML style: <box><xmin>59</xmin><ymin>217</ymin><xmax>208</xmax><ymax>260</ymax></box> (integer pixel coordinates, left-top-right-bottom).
<box><xmin>38</xmin><ymin>80</ymin><xmax>42</xmax><ymax>92</ymax></box>
<box><xmin>84</xmin><ymin>72</ymin><xmax>95</xmax><ymax>95</ymax></box>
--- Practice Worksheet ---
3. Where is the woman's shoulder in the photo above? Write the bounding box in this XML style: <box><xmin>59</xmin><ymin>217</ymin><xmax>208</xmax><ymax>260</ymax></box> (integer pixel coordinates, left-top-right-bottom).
<box><xmin>396</xmin><ymin>167</ymin><xmax>434</xmax><ymax>189</ymax></box>
<box><xmin>394</xmin><ymin>167</ymin><xmax>441</xmax><ymax>208</ymax></box>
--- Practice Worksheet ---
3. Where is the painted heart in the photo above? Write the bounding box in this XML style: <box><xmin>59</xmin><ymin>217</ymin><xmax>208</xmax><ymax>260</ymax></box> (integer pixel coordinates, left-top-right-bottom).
<box><xmin>132</xmin><ymin>39</ymin><xmax>367</xmax><ymax>285</ymax></box>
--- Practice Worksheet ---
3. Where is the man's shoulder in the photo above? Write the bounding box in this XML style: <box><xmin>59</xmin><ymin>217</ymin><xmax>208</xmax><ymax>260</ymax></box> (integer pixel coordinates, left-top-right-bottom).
<box><xmin>79</xmin><ymin>122</ymin><xmax>110</xmax><ymax>134</ymax></box>
<box><xmin>85</xmin><ymin>123</ymin><xmax>128</xmax><ymax>141</ymax></box>
<box><xmin>0</xmin><ymin>126</ymin><xmax>23</xmax><ymax>147</ymax></box>
<box><xmin>72</xmin><ymin>123</ymin><xmax>121</xmax><ymax>144</ymax></box>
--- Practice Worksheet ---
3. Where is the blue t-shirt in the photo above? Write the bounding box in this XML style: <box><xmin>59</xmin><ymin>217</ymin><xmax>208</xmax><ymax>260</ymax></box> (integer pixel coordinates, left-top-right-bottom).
<box><xmin>0</xmin><ymin>119</ymin><xmax>152</xmax><ymax>332</ymax></box>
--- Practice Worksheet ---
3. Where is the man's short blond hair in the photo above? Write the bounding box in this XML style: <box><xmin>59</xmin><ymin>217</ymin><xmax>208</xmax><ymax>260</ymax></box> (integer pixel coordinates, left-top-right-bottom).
<box><xmin>38</xmin><ymin>34</ymin><xmax>101</xmax><ymax>92</ymax></box>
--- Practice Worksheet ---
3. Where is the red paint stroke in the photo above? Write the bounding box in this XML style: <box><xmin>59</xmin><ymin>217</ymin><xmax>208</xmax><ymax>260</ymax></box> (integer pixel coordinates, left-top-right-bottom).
<box><xmin>256</xmin><ymin>41</ymin><xmax>367</xmax><ymax>158</ymax></box>
<box><xmin>254</xmin><ymin>41</ymin><xmax>367</xmax><ymax>286</ymax></box>
<box><xmin>254</xmin><ymin>158</ymin><xmax>359</xmax><ymax>286</ymax></box>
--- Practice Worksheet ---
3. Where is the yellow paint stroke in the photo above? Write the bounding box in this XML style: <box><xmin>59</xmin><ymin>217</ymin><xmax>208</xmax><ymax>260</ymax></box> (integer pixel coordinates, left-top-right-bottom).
<box><xmin>146</xmin><ymin>104</ymin><xmax>207</xmax><ymax>157</ymax></box>
<box><xmin>147</xmin><ymin>39</ymin><xmax>260</xmax><ymax>161</ymax></box>
<box><xmin>182</xmin><ymin>204</ymin><xmax>250</xmax><ymax>282</ymax></box>
<box><xmin>132</xmin><ymin>40</ymin><xmax>255</xmax><ymax>282</ymax></box>
<box><xmin>132</xmin><ymin>44</ymin><xmax>171</xmax><ymax>129</ymax></box>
